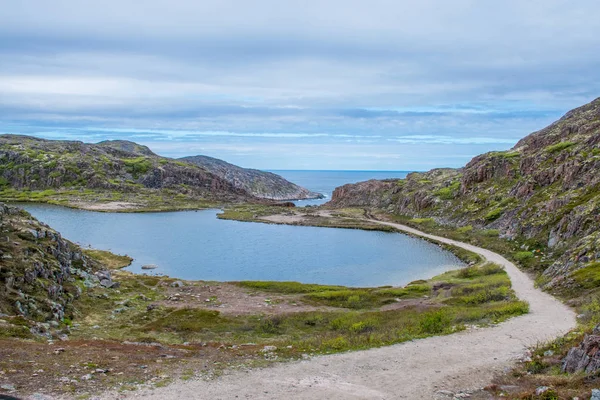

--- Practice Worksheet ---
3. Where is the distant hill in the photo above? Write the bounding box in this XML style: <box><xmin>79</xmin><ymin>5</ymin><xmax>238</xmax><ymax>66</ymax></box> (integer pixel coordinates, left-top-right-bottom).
<box><xmin>180</xmin><ymin>155</ymin><xmax>323</xmax><ymax>201</ymax></box>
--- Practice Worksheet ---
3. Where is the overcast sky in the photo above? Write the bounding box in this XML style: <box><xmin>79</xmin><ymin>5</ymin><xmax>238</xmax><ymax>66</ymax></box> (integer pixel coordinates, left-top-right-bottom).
<box><xmin>1</xmin><ymin>0</ymin><xmax>599</xmax><ymax>170</ymax></box>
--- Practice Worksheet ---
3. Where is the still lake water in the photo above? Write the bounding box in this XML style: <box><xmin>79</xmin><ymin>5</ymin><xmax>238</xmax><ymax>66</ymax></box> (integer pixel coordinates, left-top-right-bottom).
<box><xmin>269</xmin><ymin>170</ymin><xmax>411</xmax><ymax>206</ymax></box>
<box><xmin>19</xmin><ymin>204</ymin><xmax>462</xmax><ymax>287</ymax></box>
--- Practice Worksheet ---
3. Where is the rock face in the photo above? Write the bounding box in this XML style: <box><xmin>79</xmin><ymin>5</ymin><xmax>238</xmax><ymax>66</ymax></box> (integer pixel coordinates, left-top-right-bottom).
<box><xmin>179</xmin><ymin>155</ymin><xmax>323</xmax><ymax>201</ymax></box>
<box><xmin>562</xmin><ymin>325</ymin><xmax>600</xmax><ymax>373</ymax></box>
<box><xmin>0</xmin><ymin>135</ymin><xmax>256</xmax><ymax>202</ymax></box>
<box><xmin>97</xmin><ymin>140</ymin><xmax>157</xmax><ymax>157</ymax></box>
<box><xmin>328</xmin><ymin>97</ymin><xmax>600</xmax><ymax>289</ymax></box>
<box><xmin>0</xmin><ymin>203</ymin><xmax>111</xmax><ymax>322</ymax></box>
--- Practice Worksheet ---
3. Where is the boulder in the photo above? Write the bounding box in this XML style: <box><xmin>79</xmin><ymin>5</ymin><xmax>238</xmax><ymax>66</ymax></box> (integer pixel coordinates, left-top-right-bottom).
<box><xmin>562</xmin><ymin>326</ymin><xmax>600</xmax><ymax>373</ymax></box>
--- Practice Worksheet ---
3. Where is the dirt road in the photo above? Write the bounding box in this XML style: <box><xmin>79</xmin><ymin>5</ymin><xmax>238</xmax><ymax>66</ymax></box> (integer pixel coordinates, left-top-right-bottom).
<box><xmin>99</xmin><ymin>218</ymin><xmax>576</xmax><ymax>399</ymax></box>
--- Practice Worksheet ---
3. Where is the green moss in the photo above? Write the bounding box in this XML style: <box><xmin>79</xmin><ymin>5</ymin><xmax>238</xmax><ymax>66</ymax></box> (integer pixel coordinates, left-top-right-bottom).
<box><xmin>545</xmin><ymin>141</ymin><xmax>576</xmax><ymax>153</ymax></box>
<box><xmin>484</xmin><ymin>208</ymin><xmax>503</xmax><ymax>221</ymax></box>
<box><xmin>83</xmin><ymin>249</ymin><xmax>133</xmax><ymax>270</ymax></box>
<box><xmin>123</xmin><ymin>157</ymin><xmax>153</xmax><ymax>177</ymax></box>
<box><xmin>572</xmin><ymin>262</ymin><xmax>600</xmax><ymax>289</ymax></box>
<box><xmin>434</xmin><ymin>181</ymin><xmax>461</xmax><ymax>200</ymax></box>
<box><xmin>480</xmin><ymin>229</ymin><xmax>500</xmax><ymax>237</ymax></box>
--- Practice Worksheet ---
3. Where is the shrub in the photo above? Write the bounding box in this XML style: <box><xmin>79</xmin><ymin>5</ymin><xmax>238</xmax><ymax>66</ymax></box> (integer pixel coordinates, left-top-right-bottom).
<box><xmin>480</xmin><ymin>229</ymin><xmax>500</xmax><ymax>237</ymax></box>
<box><xmin>419</xmin><ymin>310</ymin><xmax>453</xmax><ymax>334</ymax></box>
<box><xmin>484</xmin><ymin>208</ymin><xmax>503</xmax><ymax>221</ymax></box>
<box><xmin>258</xmin><ymin>316</ymin><xmax>282</xmax><ymax>334</ymax></box>
<box><xmin>123</xmin><ymin>157</ymin><xmax>153</xmax><ymax>177</ymax></box>
<box><xmin>513</xmin><ymin>251</ymin><xmax>534</xmax><ymax>262</ymax></box>
<box><xmin>457</xmin><ymin>225</ymin><xmax>473</xmax><ymax>234</ymax></box>
<box><xmin>322</xmin><ymin>336</ymin><xmax>349</xmax><ymax>351</ymax></box>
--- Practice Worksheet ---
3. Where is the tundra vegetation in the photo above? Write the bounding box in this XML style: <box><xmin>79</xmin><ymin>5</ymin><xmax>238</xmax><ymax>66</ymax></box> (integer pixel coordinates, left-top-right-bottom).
<box><xmin>0</xmin><ymin>204</ymin><xmax>526</xmax><ymax>398</ymax></box>
<box><xmin>323</xmin><ymin>98</ymin><xmax>600</xmax><ymax>398</ymax></box>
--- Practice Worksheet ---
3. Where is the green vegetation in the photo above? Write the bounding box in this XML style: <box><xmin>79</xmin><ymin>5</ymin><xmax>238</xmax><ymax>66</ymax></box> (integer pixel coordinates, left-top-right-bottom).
<box><xmin>237</xmin><ymin>281</ymin><xmax>346</xmax><ymax>293</ymax></box>
<box><xmin>122</xmin><ymin>156</ymin><xmax>153</xmax><ymax>177</ymax></box>
<box><xmin>83</xmin><ymin>249</ymin><xmax>133</xmax><ymax>270</ymax></box>
<box><xmin>63</xmin><ymin>262</ymin><xmax>526</xmax><ymax>357</ymax></box>
<box><xmin>484</xmin><ymin>208</ymin><xmax>503</xmax><ymax>221</ymax></box>
<box><xmin>513</xmin><ymin>251</ymin><xmax>535</xmax><ymax>262</ymax></box>
<box><xmin>434</xmin><ymin>181</ymin><xmax>461</xmax><ymax>200</ymax></box>
<box><xmin>545</xmin><ymin>141</ymin><xmax>576</xmax><ymax>153</ymax></box>
<box><xmin>571</xmin><ymin>262</ymin><xmax>600</xmax><ymax>289</ymax></box>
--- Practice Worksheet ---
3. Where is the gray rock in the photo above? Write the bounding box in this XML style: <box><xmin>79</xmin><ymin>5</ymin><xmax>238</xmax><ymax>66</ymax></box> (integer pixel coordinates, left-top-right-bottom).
<box><xmin>99</xmin><ymin>278</ymin><xmax>113</xmax><ymax>288</ymax></box>
<box><xmin>0</xmin><ymin>383</ymin><xmax>16</xmax><ymax>391</ymax></box>
<box><xmin>535</xmin><ymin>386</ymin><xmax>550</xmax><ymax>395</ymax></box>
<box><xmin>261</xmin><ymin>345</ymin><xmax>277</xmax><ymax>352</ymax></box>
<box><xmin>170</xmin><ymin>280</ymin><xmax>185</xmax><ymax>288</ymax></box>
<box><xmin>31</xmin><ymin>393</ymin><xmax>54</xmax><ymax>400</ymax></box>
<box><xmin>592</xmin><ymin>389</ymin><xmax>600</xmax><ymax>400</ymax></box>
<box><xmin>562</xmin><ymin>331</ymin><xmax>600</xmax><ymax>373</ymax></box>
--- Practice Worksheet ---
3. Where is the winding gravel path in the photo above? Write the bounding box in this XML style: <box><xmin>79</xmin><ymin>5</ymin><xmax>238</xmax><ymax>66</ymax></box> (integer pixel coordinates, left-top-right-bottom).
<box><xmin>103</xmin><ymin>219</ymin><xmax>576</xmax><ymax>400</ymax></box>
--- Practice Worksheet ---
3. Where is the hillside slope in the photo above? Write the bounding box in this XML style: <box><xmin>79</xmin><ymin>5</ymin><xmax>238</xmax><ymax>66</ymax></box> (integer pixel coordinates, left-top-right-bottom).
<box><xmin>180</xmin><ymin>155</ymin><xmax>323</xmax><ymax>200</ymax></box>
<box><xmin>0</xmin><ymin>135</ymin><xmax>259</xmax><ymax>209</ymax></box>
<box><xmin>0</xmin><ymin>202</ymin><xmax>114</xmax><ymax>327</ymax></box>
<box><xmin>328</xmin><ymin>97</ymin><xmax>600</xmax><ymax>291</ymax></box>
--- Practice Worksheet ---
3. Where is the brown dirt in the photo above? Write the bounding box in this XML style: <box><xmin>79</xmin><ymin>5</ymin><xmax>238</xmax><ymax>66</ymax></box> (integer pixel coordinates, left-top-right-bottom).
<box><xmin>0</xmin><ymin>338</ymin><xmax>264</xmax><ymax>399</ymax></box>
<box><xmin>156</xmin><ymin>282</ymin><xmax>342</xmax><ymax>315</ymax></box>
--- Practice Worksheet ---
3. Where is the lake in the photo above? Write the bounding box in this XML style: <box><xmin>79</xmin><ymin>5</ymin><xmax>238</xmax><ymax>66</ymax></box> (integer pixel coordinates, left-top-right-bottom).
<box><xmin>19</xmin><ymin>204</ymin><xmax>463</xmax><ymax>287</ymax></box>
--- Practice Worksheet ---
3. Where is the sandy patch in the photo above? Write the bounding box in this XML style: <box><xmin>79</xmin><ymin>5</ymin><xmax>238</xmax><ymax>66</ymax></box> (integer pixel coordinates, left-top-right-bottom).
<box><xmin>71</xmin><ymin>201</ymin><xmax>142</xmax><ymax>211</ymax></box>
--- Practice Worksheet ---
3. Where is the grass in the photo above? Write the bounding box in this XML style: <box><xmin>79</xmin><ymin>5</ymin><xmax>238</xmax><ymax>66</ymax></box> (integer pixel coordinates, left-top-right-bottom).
<box><xmin>62</xmin><ymin>262</ymin><xmax>526</xmax><ymax>355</ymax></box>
<box><xmin>571</xmin><ymin>261</ymin><xmax>600</xmax><ymax>289</ymax></box>
<box><xmin>0</xmin><ymin>187</ymin><xmax>221</xmax><ymax>213</ymax></box>
<box><xmin>545</xmin><ymin>141</ymin><xmax>576</xmax><ymax>153</ymax></box>
<box><xmin>236</xmin><ymin>281</ymin><xmax>346</xmax><ymax>293</ymax></box>
<box><xmin>83</xmin><ymin>249</ymin><xmax>133</xmax><ymax>270</ymax></box>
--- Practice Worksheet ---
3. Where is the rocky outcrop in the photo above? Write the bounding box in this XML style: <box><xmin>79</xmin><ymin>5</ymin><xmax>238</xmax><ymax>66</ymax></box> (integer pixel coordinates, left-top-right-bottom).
<box><xmin>562</xmin><ymin>325</ymin><xmax>600</xmax><ymax>373</ymax></box>
<box><xmin>179</xmin><ymin>155</ymin><xmax>323</xmax><ymax>200</ymax></box>
<box><xmin>0</xmin><ymin>203</ymin><xmax>112</xmax><ymax>323</ymax></box>
<box><xmin>97</xmin><ymin>140</ymin><xmax>157</xmax><ymax>157</ymax></box>
<box><xmin>328</xmin><ymin>97</ymin><xmax>600</xmax><ymax>290</ymax></box>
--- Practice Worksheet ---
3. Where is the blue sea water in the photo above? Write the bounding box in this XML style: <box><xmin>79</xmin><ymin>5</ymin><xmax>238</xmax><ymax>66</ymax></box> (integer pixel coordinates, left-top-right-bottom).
<box><xmin>269</xmin><ymin>170</ymin><xmax>411</xmax><ymax>206</ymax></box>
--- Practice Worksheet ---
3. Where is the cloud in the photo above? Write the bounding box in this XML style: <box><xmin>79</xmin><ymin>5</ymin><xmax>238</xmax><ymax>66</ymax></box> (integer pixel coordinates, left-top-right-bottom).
<box><xmin>0</xmin><ymin>0</ymin><xmax>598</xmax><ymax>169</ymax></box>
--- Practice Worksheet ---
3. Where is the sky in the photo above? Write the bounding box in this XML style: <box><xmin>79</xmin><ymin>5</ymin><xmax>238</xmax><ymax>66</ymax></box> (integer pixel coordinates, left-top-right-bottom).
<box><xmin>1</xmin><ymin>1</ymin><xmax>599</xmax><ymax>170</ymax></box>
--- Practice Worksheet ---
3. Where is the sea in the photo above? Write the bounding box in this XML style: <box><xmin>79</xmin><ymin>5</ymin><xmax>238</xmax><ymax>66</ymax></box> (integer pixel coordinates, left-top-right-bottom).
<box><xmin>268</xmin><ymin>170</ymin><xmax>411</xmax><ymax>206</ymax></box>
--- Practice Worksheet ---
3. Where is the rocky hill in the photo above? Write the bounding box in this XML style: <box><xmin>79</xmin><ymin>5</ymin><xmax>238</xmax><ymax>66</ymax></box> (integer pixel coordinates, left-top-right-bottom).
<box><xmin>0</xmin><ymin>135</ymin><xmax>252</xmax><ymax>202</ymax></box>
<box><xmin>97</xmin><ymin>140</ymin><xmax>157</xmax><ymax>157</ymax></box>
<box><xmin>328</xmin><ymin>97</ymin><xmax>600</xmax><ymax>291</ymax></box>
<box><xmin>0</xmin><ymin>202</ymin><xmax>115</xmax><ymax>330</ymax></box>
<box><xmin>180</xmin><ymin>155</ymin><xmax>323</xmax><ymax>200</ymax></box>
<box><xmin>0</xmin><ymin>136</ymin><xmax>320</xmax><ymax>208</ymax></box>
